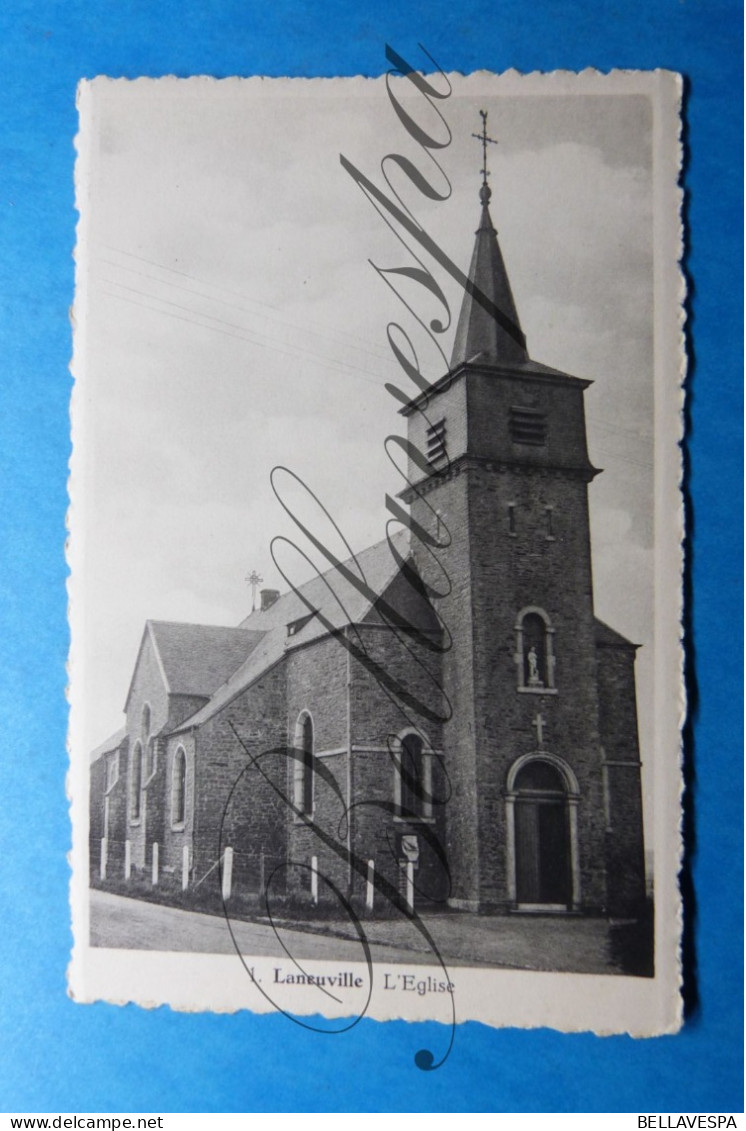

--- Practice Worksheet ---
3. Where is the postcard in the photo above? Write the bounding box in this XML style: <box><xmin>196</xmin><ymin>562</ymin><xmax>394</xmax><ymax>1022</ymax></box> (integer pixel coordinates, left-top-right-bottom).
<box><xmin>68</xmin><ymin>62</ymin><xmax>684</xmax><ymax>1051</ymax></box>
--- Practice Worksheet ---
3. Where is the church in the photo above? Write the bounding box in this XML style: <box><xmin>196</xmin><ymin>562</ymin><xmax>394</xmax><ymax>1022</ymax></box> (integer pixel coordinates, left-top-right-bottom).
<box><xmin>89</xmin><ymin>141</ymin><xmax>647</xmax><ymax>925</ymax></box>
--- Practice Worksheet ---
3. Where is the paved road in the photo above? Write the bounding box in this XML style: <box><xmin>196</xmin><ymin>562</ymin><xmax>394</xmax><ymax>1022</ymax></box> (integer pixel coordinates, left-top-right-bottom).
<box><xmin>90</xmin><ymin>889</ymin><xmax>624</xmax><ymax>974</ymax></box>
<box><xmin>90</xmin><ymin>890</ymin><xmax>418</xmax><ymax>963</ymax></box>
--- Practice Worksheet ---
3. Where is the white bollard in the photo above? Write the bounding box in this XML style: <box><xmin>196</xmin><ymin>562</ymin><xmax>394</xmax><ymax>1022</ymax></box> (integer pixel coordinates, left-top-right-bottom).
<box><xmin>406</xmin><ymin>861</ymin><xmax>415</xmax><ymax>911</ymax></box>
<box><xmin>151</xmin><ymin>842</ymin><xmax>159</xmax><ymax>886</ymax></box>
<box><xmin>366</xmin><ymin>859</ymin><xmax>375</xmax><ymax>911</ymax></box>
<box><xmin>124</xmin><ymin>839</ymin><xmax>131</xmax><ymax>880</ymax></box>
<box><xmin>222</xmin><ymin>847</ymin><xmax>233</xmax><ymax>901</ymax></box>
<box><xmin>100</xmin><ymin>837</ymin><xmax>108</xmax><ymax>880</ymax></box>
<box><xmin>181</xmin><ymin>844</ymin><xmax>189</xmax><ymax>891</ymax></box>
<box><xmin>311</xmin><ymin>855</ymin><xmax>318</xmax><ymax>904</ymax></box>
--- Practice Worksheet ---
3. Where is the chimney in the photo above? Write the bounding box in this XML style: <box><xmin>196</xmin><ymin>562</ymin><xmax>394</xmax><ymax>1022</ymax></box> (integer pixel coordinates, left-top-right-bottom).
<box><xmin>260</xmin><ymin>588</ymin><xmax>280</xmax><ymax>612</ymax></box>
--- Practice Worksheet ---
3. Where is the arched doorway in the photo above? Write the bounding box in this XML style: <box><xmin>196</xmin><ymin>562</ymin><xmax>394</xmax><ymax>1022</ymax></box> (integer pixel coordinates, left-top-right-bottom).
<box><xmin>506</xmin><ymin>755</ymin><xmax>581</xmax><ymax>910</ymax></box>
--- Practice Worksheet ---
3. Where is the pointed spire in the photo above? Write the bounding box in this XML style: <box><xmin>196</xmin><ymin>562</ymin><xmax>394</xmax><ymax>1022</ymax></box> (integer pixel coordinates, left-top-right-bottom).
<box><xmin>450</xmin><ymin>111</ymin><xmax>528</xmax><ymax>369</ymax></box>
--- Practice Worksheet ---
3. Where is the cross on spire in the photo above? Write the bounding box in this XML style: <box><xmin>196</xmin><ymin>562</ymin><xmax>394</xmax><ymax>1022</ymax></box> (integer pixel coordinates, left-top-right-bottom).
<box><xmin>471</xmin><ymin>109</ymin><xmax>499</xmax><ymax>203</ymax></box>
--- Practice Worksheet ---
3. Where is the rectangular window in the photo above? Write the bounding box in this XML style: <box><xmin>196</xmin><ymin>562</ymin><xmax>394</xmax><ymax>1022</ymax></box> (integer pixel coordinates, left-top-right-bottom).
<box><xmin>510</xmin><ymin>406</ymin><xmax>547</xmax><ymax>446</ymax></box>
<box><xmin>545</xmin><ymin>507</ymin><xmax>555</xmax><ymax>538</ymax></box>
<box><xmin>508</xmin><ymin>503</ymin><xmax>516</xmax><ymax>534</ymax></box>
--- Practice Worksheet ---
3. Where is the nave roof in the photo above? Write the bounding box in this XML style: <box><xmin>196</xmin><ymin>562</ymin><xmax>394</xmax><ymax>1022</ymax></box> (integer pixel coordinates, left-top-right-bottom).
<box><xmin>170</xmin><ymin>528</ymin><xmax>412</xmax><ymax>732</ymax></box>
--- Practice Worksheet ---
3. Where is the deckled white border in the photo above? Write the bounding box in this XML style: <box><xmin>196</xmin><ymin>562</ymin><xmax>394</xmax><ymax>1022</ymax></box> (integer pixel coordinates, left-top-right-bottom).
<box><xmin>68</xmin><ymin>68</ymin><xmax>685</xmax><ymax>1036</ymax></box>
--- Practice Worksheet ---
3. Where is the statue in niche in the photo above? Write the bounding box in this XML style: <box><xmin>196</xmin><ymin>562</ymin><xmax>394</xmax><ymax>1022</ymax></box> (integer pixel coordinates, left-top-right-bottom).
<box><xmin>527</xmin><ymin>644</ymin><xmax>543</xmax><ymax>687</ymax></box>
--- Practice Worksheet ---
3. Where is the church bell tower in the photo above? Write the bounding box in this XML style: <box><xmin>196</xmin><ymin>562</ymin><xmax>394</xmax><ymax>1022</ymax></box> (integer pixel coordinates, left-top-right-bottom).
<box><xmin>400</xmin><ymin>113</ymin><xmax>640</xmax><ymax>914</ymax></box>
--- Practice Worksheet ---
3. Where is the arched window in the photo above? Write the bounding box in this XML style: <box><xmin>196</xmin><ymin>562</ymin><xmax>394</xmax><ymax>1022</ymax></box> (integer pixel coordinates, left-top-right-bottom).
<box><xmin>146</xmin><ymin>736</ymin><xmax>157</xmax><ymax>778</ymax></box>
<box><xmin>515</xmin><ymin>607</ymin><xmax>556</xmax><ymax>692</ymax></box>
<box><xmin>171</xmin><ymin>746</ymin><xmax>187</xmax><ymax>827</ymax></box>
<box><xmin>129</xmin><ymin>741</ymin><xmax>143</xmax><ymax>821</ymax></box>
<box><xmin>141</xmin><ymin>703</ymin><xmax>151</xmax><ymax>741</ymax></box>
<box><xmin>395</xmin><ymin>732</ymin><xmax>432</xmax><ymax>820</ymax></box>
<box><xmin>293</xmin><ymin>712</ymin><xmax>314</xmax><ymax>815</ymax></box>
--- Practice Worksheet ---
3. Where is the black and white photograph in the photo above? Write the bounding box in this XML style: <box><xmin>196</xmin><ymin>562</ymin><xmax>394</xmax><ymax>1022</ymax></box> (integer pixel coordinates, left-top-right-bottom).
<box><xmin>69</xmin><ymin>67</ymin><xmax>684</xmax><ymax>1034</ymax></box>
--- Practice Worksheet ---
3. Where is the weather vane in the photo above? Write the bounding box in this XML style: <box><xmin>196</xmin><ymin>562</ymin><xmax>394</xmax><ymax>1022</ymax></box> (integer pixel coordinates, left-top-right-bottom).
<box><xmin>471</xmin><ymin>108</ymin><xmax>498</xmax><ymax>202</ymax></box>
<box><xmin>245</xmin><ymin>569</ymin><xmax>263</xmax><ymax>611</ymax></box>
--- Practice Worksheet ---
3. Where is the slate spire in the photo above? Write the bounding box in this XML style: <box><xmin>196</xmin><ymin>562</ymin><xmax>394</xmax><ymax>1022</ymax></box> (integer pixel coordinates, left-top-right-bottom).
<box><xmin>450</xmin><ymin>113</ymin><xmax>528</xmax><ymax>369</ymax></box>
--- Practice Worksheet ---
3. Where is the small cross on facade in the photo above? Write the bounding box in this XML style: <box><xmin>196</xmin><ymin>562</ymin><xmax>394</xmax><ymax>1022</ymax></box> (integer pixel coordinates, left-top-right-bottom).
<box><xmin>532</xmin><ymin>712</ymin><xmax>547</xmax><ymax>748</ymax></box>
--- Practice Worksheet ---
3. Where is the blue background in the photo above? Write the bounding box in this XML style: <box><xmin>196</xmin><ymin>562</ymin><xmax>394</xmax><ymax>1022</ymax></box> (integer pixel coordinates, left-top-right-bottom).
<box><xmin>0</xmin><ymin>0</ymin><xmax>741</xmax><ymax>1114</ymax></box>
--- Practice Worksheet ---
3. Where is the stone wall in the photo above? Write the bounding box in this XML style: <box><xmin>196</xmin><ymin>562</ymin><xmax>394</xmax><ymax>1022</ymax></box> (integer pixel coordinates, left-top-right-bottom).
<box><xmin>597</xmin><ymin>641</ymin><xmax>647</xmax><ymax>913</ymax></box>
<box><xmin>190</xmin><ymin>664</ymin><xmax>288</xmax><ymax>900</ymax></box>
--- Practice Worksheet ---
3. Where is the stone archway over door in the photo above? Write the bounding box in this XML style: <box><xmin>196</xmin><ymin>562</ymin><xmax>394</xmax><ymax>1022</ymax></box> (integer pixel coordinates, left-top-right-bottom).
<box><xmin>506</xmin><ymin>755</ymin><xmax>581</xmax><ymax>911</ymax></box>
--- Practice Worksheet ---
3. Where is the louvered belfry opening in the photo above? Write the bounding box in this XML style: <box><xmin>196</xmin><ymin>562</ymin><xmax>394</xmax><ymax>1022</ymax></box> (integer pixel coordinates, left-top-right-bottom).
<box><xmin>426</xmin><ymin>418</ymin><xmax>447</xmax><ymax>465</ymax></box>
<box><xmin>510</xmin><ymin>405</ymin><xmax>547</xmax><ymax>446</ymax></box>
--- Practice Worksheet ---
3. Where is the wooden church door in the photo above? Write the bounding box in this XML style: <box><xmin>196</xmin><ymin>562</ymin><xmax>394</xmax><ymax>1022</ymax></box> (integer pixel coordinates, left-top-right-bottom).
<box><xmin>514</xmin><ymin>761</ymin><xmax>571</xmax><ymax>907</ymax></box>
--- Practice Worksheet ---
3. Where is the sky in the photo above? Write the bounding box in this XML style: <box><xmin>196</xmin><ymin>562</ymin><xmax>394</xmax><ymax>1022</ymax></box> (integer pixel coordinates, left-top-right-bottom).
<box><xmin>71</xmin><ymin>69</ymin><xmax>662</xmax><ymax>824</ymax></box>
